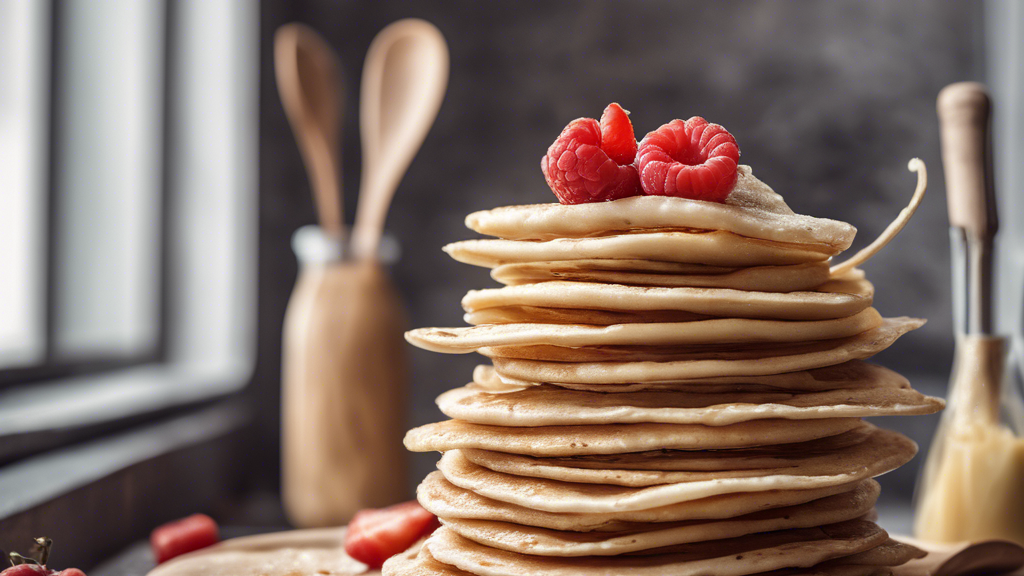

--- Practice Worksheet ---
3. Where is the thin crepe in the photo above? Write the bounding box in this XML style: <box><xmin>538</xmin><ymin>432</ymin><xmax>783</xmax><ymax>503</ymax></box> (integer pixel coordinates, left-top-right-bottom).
<box><xmin>463</xmin><ymin>166</ymin><xmax>857</xmax><ymax>249</ymax></box>
<box><xmin>408</xmin><ymin>308</ymin><xmax>883</xmax><ymax>353</ymax></box>
<box><xmin>425</xmin><ymin>521</ymin><xmax>887</xmax><ymax>576</ymax></box>
<box><xmin>382</xmin><ymin>546</ymin><xmax>470</xmax><ymax>576</ymax></box>
<box><xmin>147</xmin><ymin>527</ymin><xmax>373</xmax><ymax>576</ymax></box>
<box><xmin>435</xmin><ymin>447</ymin><xmax>900</xmax><ymax>512</ymax></box>
<box><xmin>455</xmin><ymin>425</ymin><xmax>915</xmax><ymax>487</ymax></box>
<box><xmin>436</xmin><ymin>381</ymin><xmax>942</xmax><ymax>426</ymax></box>
<box><xmin>406</xmin><ymin>417</ymin><xmax>862</xmax><ymax>456</ymax></box>
<box><xmin>445</xmin><ymin>230</ymin><xmax>835</xmax><ymax>269</ymax></box>
<box><xmin>461</xmin><ymin>424</ymin><xmax>896</xmax><ymax>474</ymax></box>
<box><xmin>440</xmin><ymin>484</ymin><xmax>878</xmax><ymax>556</ymax></box>
<box><xmin>419</xmin><ymin>471</ymin><xmax>879</xmax><ymax>533</ymax></box>
<box><xmin>466</xmin><ymin>306</ymin><xmax>715</xmax><ymax>325</ymax></box>
<box><xmin>491</xmin><ymin>261</ymin><xmax>831</xmax><ymax>292</ymax></box>
<box><xmin>489</xmin><ymin>318</ymin><xmax>923</xmax><ymax>383</ymax></box>
<box><xmin>473</xmin><ymin>361</ymin><xmax>912</xmax><ymax>394</ymax></box>
<box><xmin>462</xmin><ymin>279</ymin><xmax>874</xmax><ymax>322</ymax></box>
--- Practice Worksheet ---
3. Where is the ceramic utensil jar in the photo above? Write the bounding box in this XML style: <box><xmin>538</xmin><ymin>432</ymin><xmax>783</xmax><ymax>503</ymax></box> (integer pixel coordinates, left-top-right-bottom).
<box><xmin>281</xmin><ymin>226</ymin><xmax>408</xmax><ymax>527</ymax></box>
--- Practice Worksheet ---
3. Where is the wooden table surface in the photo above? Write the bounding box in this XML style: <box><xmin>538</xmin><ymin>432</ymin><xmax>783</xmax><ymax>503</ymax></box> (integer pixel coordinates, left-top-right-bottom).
<box><xmin>90</xmin><ymin>523</ymin><xmax>1024</xmax><ymax>576</ymax></box>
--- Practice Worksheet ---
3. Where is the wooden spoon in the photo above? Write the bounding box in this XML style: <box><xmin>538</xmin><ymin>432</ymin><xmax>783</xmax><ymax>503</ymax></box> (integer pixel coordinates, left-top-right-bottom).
<box><xmin>894</xmin><ymin>536</ymin><xmax>1024</xmax><ymax>576</ymax></box>
<box><xmin>349</xmin><ymin>19</ymin><xmax>449</xmax><ymax>260</ymax></box>
<box><xmin>275</xmin><ymin>23</ymin><xmax>344</xmax><ymax>238</ymax></box>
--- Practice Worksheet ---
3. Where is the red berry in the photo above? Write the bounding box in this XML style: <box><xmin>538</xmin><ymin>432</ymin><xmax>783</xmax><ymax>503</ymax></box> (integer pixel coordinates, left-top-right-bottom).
<box><xmin>344</xmin><ymin>500</ymin><xmax>440</xmax><ymax>569</ymax></box>
<box><xmin>0</xmin><ymin>565</ymin><xmax>49</xmax><ymax>576</ymax></box>
<box><xmin>150</xmin><ymin>514</ymin><xmax>220</xmax><ymax>564</ymax></box>
<box><xmin>541</xmin><ymin>103</ymin><xmax>642</xmax><ymax>204</ymax></box>
<box><xmin>637</xmin><ymin>116</ymin><xmax>740</xmax><ymax>202</ymax></box>
<box><xmin>0</xmin><ymin>566</ymin><xmax>84</xmax><ymax>576</ymax></box>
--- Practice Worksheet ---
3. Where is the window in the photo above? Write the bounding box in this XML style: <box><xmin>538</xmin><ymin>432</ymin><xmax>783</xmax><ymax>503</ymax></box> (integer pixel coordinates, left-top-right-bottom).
<box><xmin>987</xmin><ymin>0</ymin><xmax>1024</xmax><ymax>355</ymax></box>
<box><xmin>0</xmin><ymin>0</ymin><xmax>259</xmax><ymax>460</ymax></box>
<box><xmin>0</xmin><ymin>0</ymin><xmax>49</xmax><ymax>372</ymax></box>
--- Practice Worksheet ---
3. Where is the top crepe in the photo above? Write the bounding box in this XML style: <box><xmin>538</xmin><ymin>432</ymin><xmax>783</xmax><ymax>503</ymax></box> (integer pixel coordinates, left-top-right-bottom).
<box><xmin>464</xmin><ymin>165</ymin><xmax>857</xmax><ymax>249</ymax></box>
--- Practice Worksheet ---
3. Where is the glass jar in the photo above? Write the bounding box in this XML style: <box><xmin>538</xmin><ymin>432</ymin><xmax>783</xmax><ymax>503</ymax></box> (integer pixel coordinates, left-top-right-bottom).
<box><xmin>914</xmin><ymin>334</ymin><xmax>1024</xmax><ymax>544</ymax></box>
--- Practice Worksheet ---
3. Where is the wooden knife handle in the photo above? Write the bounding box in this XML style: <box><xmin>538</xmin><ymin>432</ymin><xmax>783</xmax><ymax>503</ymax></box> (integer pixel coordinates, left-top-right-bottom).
<box><xmin>937</xmin><ymin>82</ymin><xmax>998</xmax><ymax>237</ymax></box>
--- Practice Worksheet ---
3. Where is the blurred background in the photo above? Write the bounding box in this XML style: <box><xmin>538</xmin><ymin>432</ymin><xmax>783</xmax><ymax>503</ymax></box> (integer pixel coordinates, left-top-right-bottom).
<box><xmin>1</xmin><ymin>0</ymin><xmax>1023</xmax><ymax>570</ymax></box>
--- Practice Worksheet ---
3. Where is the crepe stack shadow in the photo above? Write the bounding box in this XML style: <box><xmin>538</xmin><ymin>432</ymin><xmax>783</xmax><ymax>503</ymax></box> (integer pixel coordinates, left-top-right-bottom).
<box><xmin>387</xmin><ymin>165</ymin><xmax>943</xmax><ymax>576</ymax></box>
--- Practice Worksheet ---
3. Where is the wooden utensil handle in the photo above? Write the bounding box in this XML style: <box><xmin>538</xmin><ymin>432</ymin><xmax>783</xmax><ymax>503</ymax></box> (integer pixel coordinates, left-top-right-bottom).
<box><xmin>937</xmin><ymin>82</ymin><xmax>998</xmax><ymax>237</ymax></box>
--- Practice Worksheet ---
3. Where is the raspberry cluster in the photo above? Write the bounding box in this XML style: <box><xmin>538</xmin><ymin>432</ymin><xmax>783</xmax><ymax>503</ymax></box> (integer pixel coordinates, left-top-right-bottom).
<box><xmin>541</xmin><ymin>104</ymin><xmax>740</xmax><ymax>204</ymax></box>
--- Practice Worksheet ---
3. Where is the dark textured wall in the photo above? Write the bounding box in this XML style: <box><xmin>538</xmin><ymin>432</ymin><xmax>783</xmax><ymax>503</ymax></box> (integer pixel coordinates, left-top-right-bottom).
<box><xmin>255</xmin><ymin>0</ymin><xmax>983</xmax><ymax>508</ymax></box>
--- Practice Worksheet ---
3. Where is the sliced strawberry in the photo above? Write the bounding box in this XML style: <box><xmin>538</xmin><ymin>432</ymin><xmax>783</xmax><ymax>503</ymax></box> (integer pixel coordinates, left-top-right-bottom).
<box><xmin>637</xmin><ymin>116</ymin><xmax>740</xmax><ymax>202</ymax></box>
<box><xmin>541</xmin><ymin>103</ymin><xmax>642</xmax><ymax>204</ymax></box>
<box><xmin>150</xmin><ymin>514</ymin><xmax>220</xmax><ymax>564</ymax></box>
<box><xmin>344</xmin><ymin>500</ymin><xmax>440</xmax><ymax>569</ymax></box>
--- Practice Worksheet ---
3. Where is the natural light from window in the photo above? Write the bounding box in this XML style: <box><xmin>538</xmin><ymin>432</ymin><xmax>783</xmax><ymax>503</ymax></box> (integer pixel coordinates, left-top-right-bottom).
<box><xmin>0</xmin><ymin>0</ymin><xmax>48</xmax><ymax>370</ymax></box>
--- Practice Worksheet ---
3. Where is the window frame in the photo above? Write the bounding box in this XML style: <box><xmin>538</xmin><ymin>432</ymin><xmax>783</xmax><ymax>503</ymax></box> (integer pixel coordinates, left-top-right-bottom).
<box><xmin>0</xmin><ymin>0</ymin><xmax>170</xmax><ymax>390</ymax></box>
<box><xmin>0</xmin><ymin>0</ymin><xmax>260</xmax><ymax>467</ymax></box>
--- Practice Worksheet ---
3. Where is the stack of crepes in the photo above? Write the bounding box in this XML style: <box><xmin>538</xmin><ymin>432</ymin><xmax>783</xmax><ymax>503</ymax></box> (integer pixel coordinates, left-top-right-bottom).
<box><xmin>384</xmin><ymin>164</ymin><xmax>944</xmax><ymax>576</ymax></box>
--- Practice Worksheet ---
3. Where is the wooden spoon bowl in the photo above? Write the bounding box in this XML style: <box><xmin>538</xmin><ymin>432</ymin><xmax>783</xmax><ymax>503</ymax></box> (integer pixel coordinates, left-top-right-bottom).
<box><xmin>350</xmin><ymin>19</ymin><xmax>449</xmax><ymax>260</ymax></box>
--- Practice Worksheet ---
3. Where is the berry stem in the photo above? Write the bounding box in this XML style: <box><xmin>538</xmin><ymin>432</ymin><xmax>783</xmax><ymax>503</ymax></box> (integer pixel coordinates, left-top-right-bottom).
<box><xmin>8</xmin><ymin>553</ymin><xmax>39</xmax><ymax>567</ymax></box>
<box><xmin>32</xmin><ymin>539</ymin><xmax>51</xmax><ymax>567</ymax></box>
<box><xmin>5</xmin><ymin>537</ymin><xmax>52</xmax><ymax>568</ymax></box>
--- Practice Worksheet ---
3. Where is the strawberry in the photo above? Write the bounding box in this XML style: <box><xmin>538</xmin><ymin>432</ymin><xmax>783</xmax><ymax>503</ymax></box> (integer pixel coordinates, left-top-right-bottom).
<box><xmin>150</xmin><ymin>514</ymin><xmax>220</xmax><ymax>564</ymax></box>
<box><xmin>344</xmin><ymin>500</ymin><xmax>440</xmax><ymax>569</ymax></box>
<box><xmin>541</xmin><ymin>103</ymin><xmax>642</xmax><ymax>204</ymax></box>
<box><xmin>637</xmin><ymin>116</ymin><xmax>740</xmax><ymax>202</ymax></box>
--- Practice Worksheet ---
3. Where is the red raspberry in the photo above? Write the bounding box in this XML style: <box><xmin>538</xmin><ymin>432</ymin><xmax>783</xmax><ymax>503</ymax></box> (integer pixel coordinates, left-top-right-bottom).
<box><xmin>0</xmin><ymin>566</ymin><xmax>49</xmax><ymax>576</ymax></box>
<box><xmin>0</xmin><ymin>565</ymin><xmax>85</xmax><ymax>576</ymax></box>
<box><xmin>541</xmin><ymin>103</ymin><xmax>642</xmax><ymax>204</ymax></box>
<box><xmin>637</xmin><ymin>116</ymin><xmax>740</xmax><ymax>202</ymax></box>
